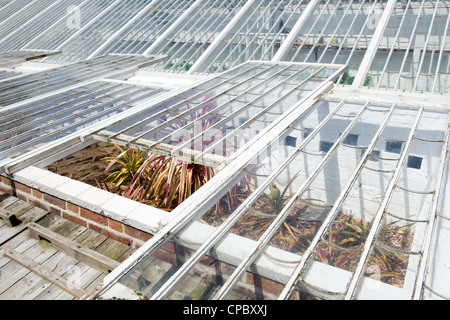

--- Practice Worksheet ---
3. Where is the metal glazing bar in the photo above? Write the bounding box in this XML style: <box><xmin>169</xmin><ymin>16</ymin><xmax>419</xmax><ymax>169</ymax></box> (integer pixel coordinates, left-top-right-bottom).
<box><xmin>0</xmin><ymin>81</ymin><xmax>111</xmax><ymax>123</ymax></box>
<box><xmin>413</xmin><ymin>112</ymin><xmax>450</xmax><ymax>300</ymax></box>
<box><xmin>51</xmin><ymin>0</ymin><xmax>123</xmax><ymax>52</ymax></box>
<box><xmin>59</xmin><ymin>0</ymin><xmax>153</xmax><ymax>63</ymax></box>
<box><xmin>272</xmin><ymin>0</ymin><xmax>322</xmax><ymax>61</ymax></box>
<box><xmin>87</xmin><ymin>0</ymin><xmax>159</xmax><ymax>59</ymax></box>
<box><xmin>172</xmin><ymin>0</ymin><xmax>249</xmax><ymax>73</ymax></box>
<box><xmin>0</xmin><ymin>55</ymin><xmax>154</xmax><ymax>101</ymax></box>
<box><xmin>125</xmin><ymin>63</ymin><xmax>282</xmax><ymax>144</ymax></box>
<box><xmin>158</xmin><ymin>0</ymin><xmax>238</xmax><ymax>72</ymax></box>
<box><xmin>0</xmin><ymin>54</ymin><xmax>135</xmax><ymax>90</ymax></box>
<box><xmin>213</xmin><ymin>101</ymin><xmax>370</xmax><ymax>300</ymax></box>
<box><xmin>148</xmin><ymin>99</ymin><xmax>348</xmax><ymax>300</ymax></box>
<box><xmin>108</xmin><ymin>0</ymin><xmax>187</xmax><ymax>55</ymax></box>
<box><xmin>305</xmin><ymin>0</ymin><xmax>344</xmax><ymax>63</ymax></box>
<box><xmin>376</xmin><ymin>0</ymin><xmax>412</xmax><ymax>89</ymax></box>
<box><xmin>188</xmin><ymin>0</ymin><xmax>258</xmax><ymax>74</ymax></box>
<box><xmin>195</xmin><ymin>66</ymin><xmax>327</xmax><ymax>160</ymax></box>
<box><xmin>0</xmin><ymin>87</ymin><xmax>163</xmax><ymax>158</ymax></box>
<box><xmin>232</xmin><ymin>0</ymin><xmax>288</xmax><ymax>64</ymax></box>
<box><xmin>288</xmin><ymin>0</ymin><xmax>332</xmax><ymax>62</ymax></box>
<box><xmin>0</xmin><ymin>0</ymin><xmax>64</xmax><ymax>49</ymax></box>
<box><xmin>0</xmin><ymin>83</ymin><xmax>125</xmax><ymax>140</ymax></box>
<box><xmin>393</xmin><ymin>0</ymin><xmax>426</xmax><ymax>91</ymax></box>
<box><xmin>334</xmin><ymin>0</ymin><xmax>380</xmax><ymax>84</ymax></box>
<box><xmin>412</xmin><ymin>0</ymin><xmax>440</xmax><ymax>92</ymax></box>
<box><xmin>101</xmin><ymin>63</ymin><xmax>264</xmax><ymax>139</ymax></box>
<box><xmin>278</xmin><ymin>103</ymin><xmax>397</xmax><ymax>300</ymax></box>
<box><xmin>209</xmin><ymin>0</ymin><xmax>278</xmax><ymax>73</ymax></box>
<box><xmin>260</xmin><ymin>0</ymin><xmax>309</xmax><ymax>62</ymax></box>
<box><xmin>431</xmin><ymin>5</ymin><xmax>450</xmax><ymax>94</ymax></box>
<box><xmin>330</xmin><ymin>0</ymin><xmax>366</xmax><ymax>64</ymax></box>
<box><xmin>0</xmin><ymin>0</ymin><xmax>38</xmax><ymax>29</ymax></box>
<box><xmin>161</xmin><ymin>65</ymin><xmax>300</xmax><ymax>153</ymax></box>
<box><xmin>344</xmin><ymin>106</ymin><xmax>424</xmax><ymax>300</ymax></box>
<box><xmin>316</xmin><ymin>0</ymin><xmax>354</xmax><ymax>63</ymax></box>
<box><xmin>226</xmin><ymin>64</ymin><xmax>346</xmax><ymax>165</ymax></box>
<box><xmin>0</xmin><ymin>84</ymin><xmax>149</xmax><ymax>147</ymax></box>
<box><xmin>15</xmin><ymin>0</ymin><xmax>89</xmax><ymax>49</ymax></box>
<box><xmin>22</xmin><ymin>0</ymin><xmax>98</xmax><ymax>50</ymax></box>
<box><xmin>142</xmin><ymin>0</ymin><xmax>204</xmax><ymax>56</ymax></box>
<box><xmin>198</xmin><ymin>0</ymin><xmax>277</xmax><ymax>72</ymax></box>
<box><xmin>352</xmin><ymin>0</ymin><xmax>397</xmax><ymax>88</ymax></box>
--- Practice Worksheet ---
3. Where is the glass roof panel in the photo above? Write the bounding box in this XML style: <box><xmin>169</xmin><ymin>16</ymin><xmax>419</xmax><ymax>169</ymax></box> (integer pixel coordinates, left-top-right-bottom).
<box><xmin>0</xmin><ymin>0</ymin><xmax>85</xmax><ymax>52</ymax></box>
<box><xmin>144</xmin><ymin>0</ymin><xmax>251</xmax><ymax>73</ymax></box>
<box><xmin>24</xmin><ymin>0</ymin><xmax>117</xmax><ymax>52</ymax></box>
<box><xmin>194</xmin><ymin>0</ymin><xmax>310</xmax><ymax>74</ymax></box>
<box><xmin>0</xmin><ymin>54</ymin><xmax>166</xmax><ymax>108</ymax></box>
<box><xmin>0</xmin><ymin>80</ymin><xmax>166</xmax><ymax>160</ymax></box>
<box><xmin>365</xmin><ymin>0</ymin><xmax>450</xmax><ymax>94</ymax></box>
<box><xmin>95</xmin><ymin>98</ymin><xmax>449</xmax><ymax>300</ymax></box>
<box><xmin>96</xmin><ymin>0</ymin><xmax>197</xmax><ymax>56</ymax></box>
<box><xmin>281</xmin><ymin>0</ymin><xmax>388</xmax><ymax>85</ymax></box>
<box><xmin>44</xmin><ymin>0</ymin><xmax>156</xmax><ymax>64</ymax></box>
<box><xmin>94</xmin><ymin>61</ymin><xmax>345</xmax><ymax>167</ymax></box>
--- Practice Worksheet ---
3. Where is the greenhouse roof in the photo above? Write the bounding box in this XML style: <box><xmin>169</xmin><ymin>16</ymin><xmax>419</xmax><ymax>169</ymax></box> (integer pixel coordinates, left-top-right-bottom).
<box><xmin>0</xmin><ymin>0</ymin><xmax>449</xmax><ymax>301</ymax></box>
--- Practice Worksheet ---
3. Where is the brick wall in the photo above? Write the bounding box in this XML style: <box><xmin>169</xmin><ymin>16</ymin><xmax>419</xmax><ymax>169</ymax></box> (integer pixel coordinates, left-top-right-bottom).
<box><xmin>0</xmin><ymin>174</ymin><xmax>301</xmax><ymax>300</ymax></box>
<box><xmin>0</xmin><ymin>175</ymin><xmax>151</xmax><ymax>248</ymax></box>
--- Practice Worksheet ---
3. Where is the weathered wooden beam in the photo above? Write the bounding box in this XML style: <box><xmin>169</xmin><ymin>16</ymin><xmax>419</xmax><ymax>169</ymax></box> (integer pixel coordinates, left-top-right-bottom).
<box><xmin>28</xmin><ymin>223</ymin><xmax>120</xmax><ymax>274</ymax></box>
<box><xmin>2</xmin><ymin>246</ymin><xmax>88</xmax><ymax>299</ymax></box>
<box><xmin>0</xmin><ymin>207</ymin><xmax>21</xmax><ymax>228</ymax></box>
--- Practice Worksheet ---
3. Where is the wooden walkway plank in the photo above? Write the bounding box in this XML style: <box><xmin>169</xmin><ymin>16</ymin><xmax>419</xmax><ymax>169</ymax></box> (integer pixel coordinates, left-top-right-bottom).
<box><xmin>0</xmin><ymin>197</ymin><xmax>19</xmax><ymax>209</ymax></box>
<box><xmin>0</xmin><ymin>238</ymin><xmax>59</xmax><ymax>297</ymax></box>
<box><xmin>0</xmin><ymin>235</ymin><xmax>39</xmax><ymax>268</ymax></box>
<box><xmin>95</xmin><ymin>237</ymin><xmax>133</xmax><ymax>263</ymax></box>
<box><xmin>0</xmin><ymin>224</ymin><xmax>29</xmax><ymax>246</ymax></box>
<box><xmin>0</xmin><ymin>206</ymin><xmax>48</xmax><ymax>246</ymax></box>
<box><xmin>72</xmin><ymin>228</ymin><xmax>109</xmax><ymax>250</ymax></box>
<box><xmin>33</xmin><ymin>256</ymin><xmax>104</xmax><ymax>301</ymax></box>
<box><xmin>2</xmin><ymin>247</ymin><xmax>87</xmax><ymax>299</ymax></box>
<box><xmin>0</xmin><ymin>197</ymin><xmax>139</xmax><ymax>300</ymax></box>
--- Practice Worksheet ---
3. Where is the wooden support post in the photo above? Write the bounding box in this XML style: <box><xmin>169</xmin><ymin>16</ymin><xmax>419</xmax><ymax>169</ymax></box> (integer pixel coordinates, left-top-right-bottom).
<box><xmin>28</xmin><ymin>223</ymin><xmax>120</xmax><ymax>274</ymax></box>
<box><xmin>0</xmin><ymin>207</ymin><xmax>21</xmax><ymax>227</ymax></box>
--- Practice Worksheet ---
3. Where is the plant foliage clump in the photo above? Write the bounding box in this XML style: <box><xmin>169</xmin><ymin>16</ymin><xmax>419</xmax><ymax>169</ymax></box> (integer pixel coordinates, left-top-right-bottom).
<box><xmin>104</xmin><ymin>146</ymin><xmax>215</xmax><ymax>211</ymax></box>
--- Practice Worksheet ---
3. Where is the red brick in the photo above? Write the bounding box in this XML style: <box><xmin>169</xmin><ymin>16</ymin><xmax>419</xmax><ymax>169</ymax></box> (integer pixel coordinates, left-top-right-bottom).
<box><xmin>66</xmin><ymin>202</ymin><xmax>80</xmax><ymax>214</ymax></box>
<box><xmin>0</xmin><ymin>185</ymin><xmax>13</xmax><ymax>195</ymax></box>
<box><xmin>63</xmin><ymin>212</ymin><xmax>87</xmax><ymax>227</ymax></box>
<box><xmin>1</xmin><ymin>176</ymin><xmax>12</xmax><ymax>187</ymax></box>
<box><xmin>109</xmin><ymin>219</ymin><xmax>123</xmax><ymax>233</ymax></box>
<box><xmin>87</xmin><ymin>222</ymin><xmax>103</xmax><ymax>234</ymax></box>
<box><xmin>246</xmin><ymin>273</ymin><xmax>284</xmax><ymax>296</ymax></box>
<box><xmin>43</xmin><ymin>193</ymin><xmax>66</xmax><ymax>209</ymax></box>
<box><xmin>160</xmin><ymin>241</ymin><xmax>175</xmax><ymax>253</ymax></box>
<box><xmin>102</xmin><ymin>228</ymin><xmax>132</xmax><ymax>246</ymax></box>
<box><xmin>80</xmin><ymin>208</ymin><xmax>107</xmax><ymax>226</ymax></box>
<box><xmin>50</xmin><ymin>206</ymin><xmax>62</xmax><ymax>217</ymax></box>
<box><xmin>15</xmin><ymin>182</ymin><xmax>31</xmax><ymax>194</ymax></box>
<box><xmin>199</xmin><ymin>255</ymin><xmax>217</xmax><ymax>267</ymax></box>
<box><xmin>124</xmin><ymin>225</ymin><xmax>152</xmax><ymax>242</ymax></box>
<box><xmin>32</xmin><ymin>189</ymin><xmax>42</xmax><ymax>199</ymax></box>
<box><xmin>153</xmin><ymin>248</ymin><xmax>177</xmax><ymax>266</ymax></box>
<box><xmin>29</xmin><ymin>198</ymin><xmax>50</xmax><ymax>211</ymax></box>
